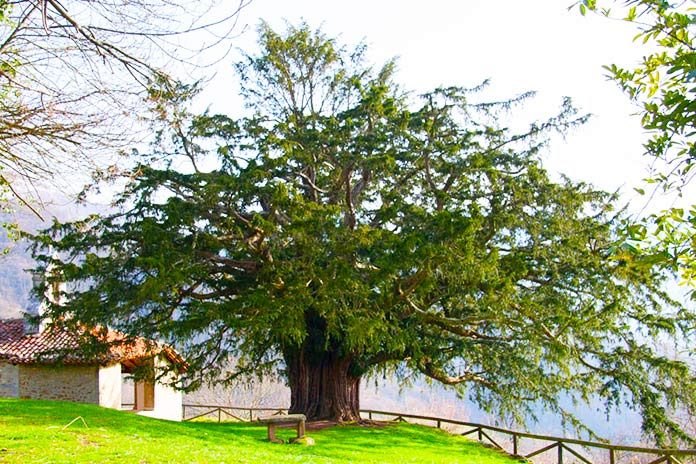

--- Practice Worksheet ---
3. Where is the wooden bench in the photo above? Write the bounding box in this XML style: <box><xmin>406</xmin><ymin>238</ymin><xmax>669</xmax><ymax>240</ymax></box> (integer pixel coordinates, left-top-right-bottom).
<box><xmin>257</xmin><ymin>414</ymin><xmax>306</xmax><ymax>444</ymax></box>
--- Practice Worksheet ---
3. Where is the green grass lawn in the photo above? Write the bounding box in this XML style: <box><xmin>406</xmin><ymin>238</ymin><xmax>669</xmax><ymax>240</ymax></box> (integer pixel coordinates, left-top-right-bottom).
<box><xmin>0</xmin><ymin>398</ymin><xmax>522</xmax><ymax>463</ymax></box>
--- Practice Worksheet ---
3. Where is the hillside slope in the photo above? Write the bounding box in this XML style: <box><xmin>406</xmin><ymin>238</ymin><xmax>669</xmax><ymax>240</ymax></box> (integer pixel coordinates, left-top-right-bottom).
<box><xmin>0</xmin><ymin>399</ymin><xmax>520</xmax><ymax>463</ymax></box>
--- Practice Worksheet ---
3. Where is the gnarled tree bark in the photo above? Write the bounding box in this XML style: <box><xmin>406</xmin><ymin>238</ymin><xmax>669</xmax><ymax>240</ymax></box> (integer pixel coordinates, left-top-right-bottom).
<box><xmin>284</xmin><ymin>310</ymin><xmax>361</xmax><ymax>422</ymax></box>
<box><xmin>285</xmin><ymin>349</ymin><xmax>361</xmax><ymax>422</ymax></box>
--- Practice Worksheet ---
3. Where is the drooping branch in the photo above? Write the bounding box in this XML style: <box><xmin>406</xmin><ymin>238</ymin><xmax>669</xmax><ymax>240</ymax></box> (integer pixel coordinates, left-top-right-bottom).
<box><xmin>417</xmin><ymin>359</ymin><xmax>495</xmax><ymax>388</ymax></box>
<box><xmin>0</xmin><ymin>0</ymin><xmax>249</xmax><ymax>211</ymax></box>
<box><xmin>197</xmin><ymin>251</ymin><xmax>261</xmax><ymax>273</ymax></box>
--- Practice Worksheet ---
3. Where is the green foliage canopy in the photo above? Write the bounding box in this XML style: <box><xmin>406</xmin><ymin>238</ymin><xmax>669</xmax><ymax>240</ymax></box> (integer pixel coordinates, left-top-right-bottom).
<box><xmin>577</xmin><ymin>0</ymin><xmax>696</xmax><ymax>294</ymax></box>
<box><xmin>32</xmin><ymin>23</ymin><xmax>696</xmax><ymax>442</ymax></box>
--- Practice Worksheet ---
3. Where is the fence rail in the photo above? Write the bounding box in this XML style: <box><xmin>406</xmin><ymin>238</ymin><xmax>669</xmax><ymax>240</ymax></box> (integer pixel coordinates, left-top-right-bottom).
<box><xmin>182</xmin><ymin>404</ymin><xmax>289</xmax><ymax>423</ymax></box>
<box><xmin>181</xmin><ymin>404</ymin><xmax>696</xmax><ymax>464</ymax></box>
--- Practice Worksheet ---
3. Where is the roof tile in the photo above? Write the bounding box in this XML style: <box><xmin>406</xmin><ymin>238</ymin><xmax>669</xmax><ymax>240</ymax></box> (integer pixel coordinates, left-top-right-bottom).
<box><xmin>0</xmin><ymin>319</ymin><xmax>184</xmax><ymax>367</ymax></box>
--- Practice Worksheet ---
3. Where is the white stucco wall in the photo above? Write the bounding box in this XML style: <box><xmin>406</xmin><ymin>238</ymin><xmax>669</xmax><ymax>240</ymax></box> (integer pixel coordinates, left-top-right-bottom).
<box><xmin>136</xmin><ymin>355</ymin><xmax>182</xmax><ymax>421</ymax></box>
<box><xmin>0</xmin><ymin>362</ymin><xmax>19</xmax><ymax>398</ymax></box>
<box><xmin>98</xmin><ymin>363</ymin><xmax>122</xmax><ymax>409</ymax></box>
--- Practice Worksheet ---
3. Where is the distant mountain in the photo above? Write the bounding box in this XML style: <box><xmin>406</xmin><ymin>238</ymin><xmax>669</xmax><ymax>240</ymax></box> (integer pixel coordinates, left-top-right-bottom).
<box><xmin>0</xmin><ymin>210</ymin><xmax>41</xmax><ymax>319</ymax></box>
<box><xmin>0</xmin><ymin>240</ymin><xmax>34</xmax><ymax>319</ymax></box>
<box><xmin>0</xmin><ymin>199</ymin><xmax>105</xmax><ymax>319</ymax></box>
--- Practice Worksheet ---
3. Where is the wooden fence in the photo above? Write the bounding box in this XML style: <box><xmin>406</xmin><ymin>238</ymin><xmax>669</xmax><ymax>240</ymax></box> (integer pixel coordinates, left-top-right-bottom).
<box><xmin>181</xmin><ymin>404</ymin><xmax>696</xmax><ymax>464</ymax></box>
<box><xmin>182</xmin><ymin>404</ymin><xmax>289</xmax><ymax>423</ymax></box>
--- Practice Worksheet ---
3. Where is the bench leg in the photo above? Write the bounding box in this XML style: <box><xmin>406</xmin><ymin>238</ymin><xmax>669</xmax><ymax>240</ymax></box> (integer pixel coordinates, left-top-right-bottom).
<box><xmin>297</xmin><ymin>420</ymin><xmax>305</xmax><ymax>439</ymax></box>
<box><xmin>267</xmin><ymin>424</ymin><xmax>283</xmax><ymax>444</ymax></box>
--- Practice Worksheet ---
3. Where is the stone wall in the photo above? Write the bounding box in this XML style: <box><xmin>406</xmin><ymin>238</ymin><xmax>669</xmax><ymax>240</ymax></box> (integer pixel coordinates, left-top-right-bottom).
<box><xmin>18</xmin><ymin>365</ymin><xmax>99</xmax><ymax>404</ymax></box>
<box><xmin>0</xmin><ymin>362</ymin><xmax>19</xmax><ymax>397</ymax></box>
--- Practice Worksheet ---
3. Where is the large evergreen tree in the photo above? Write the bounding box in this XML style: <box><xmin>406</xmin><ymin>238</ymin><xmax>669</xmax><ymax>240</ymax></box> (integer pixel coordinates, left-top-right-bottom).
<box><xmin>32</xmin><ymin>24</ymin><xmax>695</xmax><ymax>442</ymax></box>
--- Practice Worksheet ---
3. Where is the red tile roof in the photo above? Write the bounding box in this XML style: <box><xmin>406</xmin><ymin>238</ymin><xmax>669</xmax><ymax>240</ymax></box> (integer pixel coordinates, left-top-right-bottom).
<box><xmin>0</xmin><ymin>319</ymin><xmax>184</xmax><ymax>368</ymax></box>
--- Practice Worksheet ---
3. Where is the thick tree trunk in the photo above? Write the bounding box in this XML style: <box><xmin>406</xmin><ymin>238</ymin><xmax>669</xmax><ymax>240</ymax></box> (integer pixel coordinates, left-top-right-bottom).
<box><xmin>285</xmin><ymin>349</ymin><xmax>361</xmax><ymax>422</ymax></box>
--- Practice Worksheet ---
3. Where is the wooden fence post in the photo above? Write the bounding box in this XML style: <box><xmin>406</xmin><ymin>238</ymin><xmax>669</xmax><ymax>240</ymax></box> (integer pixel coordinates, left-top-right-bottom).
<box><xmin>609</xmin><ymin>449</ymin><xmax>615</xmax><ymax>464</ymax></box>
<box><xmin>557</xmin><ymin>442</ymin><xmax>563</xmax><ymax>464</ymax></box>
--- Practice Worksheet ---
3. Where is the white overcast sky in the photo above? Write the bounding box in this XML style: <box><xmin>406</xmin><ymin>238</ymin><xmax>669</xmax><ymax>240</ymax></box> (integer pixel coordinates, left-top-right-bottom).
<box><xmin>196</xmin><ymin>0</ymin><xmax>660</xmax><ymax>211</ymax></box>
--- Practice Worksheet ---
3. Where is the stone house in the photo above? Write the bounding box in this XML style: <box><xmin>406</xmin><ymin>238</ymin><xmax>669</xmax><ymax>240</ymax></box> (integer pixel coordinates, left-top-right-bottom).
<box><xmin>0</xmin><ymin>318</ymin><xmax>185</xmax><ymax>421</ymax></box>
